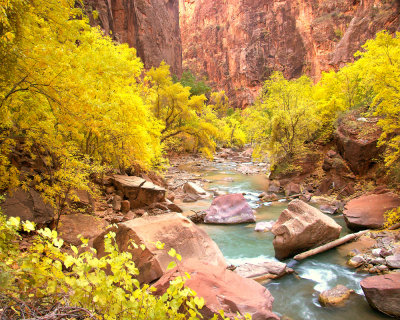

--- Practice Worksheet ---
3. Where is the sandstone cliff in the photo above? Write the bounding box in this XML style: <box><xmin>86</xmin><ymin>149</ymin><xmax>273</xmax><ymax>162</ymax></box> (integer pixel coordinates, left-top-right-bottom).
<box><xmin>85</xmin><ymin>0</ymin><xmax>182</xmax><ymax>76</ymax></box>
<box><xmin>180</xmin><ymin>0</ymin><xmax>400</xmax><ymax>108</ymax></box>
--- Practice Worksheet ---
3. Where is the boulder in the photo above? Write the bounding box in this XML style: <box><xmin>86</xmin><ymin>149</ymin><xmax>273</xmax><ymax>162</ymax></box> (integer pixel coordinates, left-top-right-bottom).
<box><xmin>386</xmin><ymin>254</ymin><xmax>400</xmax><ymax>269</ymax></box>
<box><xmin>183</xmin><ymin>181</ymin><xmax>207</xmax><ymax>197</ymax></box>
<box><xmin>335</xmin><ymin>121</ymin><xmax>382</xmax><ymax>175</ymax></box>
<box><xmin>121</xmin><ymin>200</ymin><xmax>130</xmax><ymax>213</ymax></box>
<box><xmin>73</xmin><ymin>189</ymin><xmax>94</xmax><ymax>212</ymax></box>
<box><xmin>262</xmin><ymin>193</ymin><xmax>279</xmax><ymax>202</ymax></box>
<box><xmin>58</xmin><ymin>214</ymin><xmax>108</xmax><ymax>246</ymax></box>
<box><xmin>361</xmin><ymin>273</ymin><xmax>400</xmax><ymax>317</ymax></box>
<box><xmin>271</xmin><ymin>200</ymin><xmax>342</xmax><ymax>260</ymax></box>
<box><xmin>284</xmin><ymin>182</ymin><xmax>301</xmax><ymax>197</ymax></box>
<box><xmin>166</xmin><ymin>202</ymin><xmax>183</xmax><ymax>213</ymax></box>
<box><xmin>235</xmin><ymin>261</ymin><xmax>293</xmax><ymax>281</ymax></box>
<box><xmin>1</xmin><ymin>188</ymin><xmax>54</xmax><ymax>226</ymax></box>
<box><xmin>112</xmin><ymin>175</ymin><xmax>165</xmax><ymax>209</ymax></box>
<box><xmin>154</xmin><ymin>260</ymin><xmax>279</xmax><ymax>320</ymax></box>
<box><xmin>267</xmin><ymin>180</ymin><xmax>281</xmax><ymax>193</ymax></box>
<box><xmin>254</xmin><ymin>221</ymin><xmax>275</xmax><ymax>232</ymax></box>
<box><xmin>204</xmin><ymin>193</ymin><xmax>256</xmax><ymax>224</ymax></box>
<box><xmin>112</xmin><ymin>195</ymin><xmax>122</xmax><ymax>211</ymax></box>
<box><xmin>343</xmin><ymin>192</ymin><xmax>400</xmax><ymax>231</ymax></box>
<box><xmin>318</xmin><ymin>285</ymin><xmax>354</xmax><ymax>307</ymax></box>
<box><xmin>347</xmin><ymin>255</ymin><xmax>366</xmax><ymax>268</ymax></box>
<box><xmin>92</xmin><ymin>213</ymin><xmax>226</xmax><ymax>284</ymax></box>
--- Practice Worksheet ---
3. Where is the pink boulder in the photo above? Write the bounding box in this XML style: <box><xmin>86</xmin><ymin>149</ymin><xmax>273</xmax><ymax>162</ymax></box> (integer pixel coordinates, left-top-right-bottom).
<box><xmin>153</xmin><ymin>260</ymin><xmax>279</xmax><ymax>320</ymax></box>
<box><xmin>361</xmin><ymin>273</ymin><xmax>400</xmax><ymax>317</ymax></box>
<box><xmin>204</xmin><ymin>193</ymin><xmax>255</xmax><ymax>224</ymax></box>
<box><xmin>343</xmin><ymin>192</ymin><xmax>400</xmax><ymax>230</ymax></box>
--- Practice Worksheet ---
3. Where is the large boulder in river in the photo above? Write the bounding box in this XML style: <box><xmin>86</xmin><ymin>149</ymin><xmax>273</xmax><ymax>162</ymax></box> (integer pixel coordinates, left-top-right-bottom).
<box><xmin>154</xmin><ymin>260</ymin><xmax>279</xmax><ymax>320</ymax></box>
<box><xmin>93</xmin><ymin>213</ymin><xmax>226</xmax><ymax>283</ymax></box>
<box><xmin>112</xmin><ymin>175</ymin><xmax>165</xmax><ymax>208</ymax></box>
<box><xmin>360</xmin><ymin>273</ymin><xmax>400</xmax><ymax>317</ymax></box>
<box><xmin>1</xmin><ymin>188</ymin><xmax>54</xmax><ymax>227</ymax></box>
<box><xmin>204</xmin><ymin>193</ymin><xmax>256</xmax><ymax>224</ymax></box>
<box><xmin>271</xmin><ymin>200</ymin><xmax>342</xmax><ymax>260</ymax></box>
<box><xmin>343</xmin><ymin>192</ymin><xmax>400</xmax><ymax>231</ymax></box>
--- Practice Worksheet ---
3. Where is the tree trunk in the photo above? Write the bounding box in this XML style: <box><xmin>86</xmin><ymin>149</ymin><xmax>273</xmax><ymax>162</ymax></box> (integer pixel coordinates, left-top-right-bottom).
<box><xmin>293</xmin><ymin>230</ymin><xmax>369</xmax><ymax>261</ymax></box>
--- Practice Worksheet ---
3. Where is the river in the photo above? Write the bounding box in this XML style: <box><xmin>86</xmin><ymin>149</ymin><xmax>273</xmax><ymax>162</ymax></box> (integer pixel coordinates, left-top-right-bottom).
<box><xmin>175</xmin><ymin>158</ymin><xmax>391</xmax><ymax>320</ymax></box>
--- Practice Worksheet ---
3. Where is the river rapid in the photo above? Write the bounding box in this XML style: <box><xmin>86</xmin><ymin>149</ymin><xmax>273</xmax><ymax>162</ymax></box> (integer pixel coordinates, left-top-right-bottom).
<box><xmin>174</xmin><ymin>158</ymin><xmax>391</xmax><ymax>320</ymax></box>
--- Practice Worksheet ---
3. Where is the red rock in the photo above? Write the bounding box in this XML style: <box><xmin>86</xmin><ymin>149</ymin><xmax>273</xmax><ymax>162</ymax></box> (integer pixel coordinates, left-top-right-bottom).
<box><xmin>204</xmin><ymin>193</ymin><xmax>255</xmax><ymax>224</ymax></box>
<box><xmin>121</xmin><ymin>200</ymin><xmax>130</xmax><ymax>213</ymax></box>
<box><xmin>86</xmin><ymin>0</ymin><xmax>182</xmax><ymax>75</ymax></box>
<box><xmin>334</xmin><ymin>119</ymin><xmax>382</xmax><ymax>175</ymax></box>
<box><xmin>93</xmin><ymin>213</ymin><xmax>226</xmax><ymax>283</ymax></box>
<box><xmin>180</xmin><ymin>0</ymin><xmax>399</xmax><ymax>108</ymax></box>
<box><xmin>58</xmin><ymin>214</ymin><xmax>108</xmax><ymax>246</ymax></box>
<box><xmin>343</xmin><ymin>192</ymin><xmax>400</xmax><ymax>231</ymax></box>
<box><xmin>1</xmin><ymin>188</ymin><xmax>54</xmax><ymax>227</ymax></box>
<box><xmin>361</xmin><ymin>273</ymin><xmax>400</xmax><ymax>317</ymax></box>
<box><xmin>153</xmin><ymin>260</ymin><xmax>279</xmax><ymax>320</ymax></box>
<box><xmin>272</xmin><ymin>199</ymin><xmax>342</xmax><ymax>260</ymax></box>
<box><xmin>112</xmin><ymin>175</ymin><xmax>165</xmax><ymax>209</ymax></box>
<box><xmin>284</xmin><ymin>182</ymin><xmax>301</xmax><ymax>197</ymax></box>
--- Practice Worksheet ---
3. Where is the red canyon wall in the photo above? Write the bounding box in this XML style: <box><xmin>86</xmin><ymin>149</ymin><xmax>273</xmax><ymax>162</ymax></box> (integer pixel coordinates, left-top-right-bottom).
<box><xmin>85</xmin><ymin>0</ymin><xmax>182</xmax><ymax>76</ymax></box>
<box><xmin>180</xmin><ymin>0</ymin><xmax>400</xmax><ymax>107</ymax></box>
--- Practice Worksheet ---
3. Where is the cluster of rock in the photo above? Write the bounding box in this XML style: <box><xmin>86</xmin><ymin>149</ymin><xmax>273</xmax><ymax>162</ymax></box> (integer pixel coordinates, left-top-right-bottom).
<box><xmin>347</xmin><ymin>231</ymin><xmax>400</xmax><ymax>274</ymax></box>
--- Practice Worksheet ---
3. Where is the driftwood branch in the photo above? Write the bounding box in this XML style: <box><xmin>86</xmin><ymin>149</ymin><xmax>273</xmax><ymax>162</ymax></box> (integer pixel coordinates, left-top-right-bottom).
<box><xmin>293</xmin><ymin>230</ymin><xmax>370</xmax><ymax>261</ymax></box>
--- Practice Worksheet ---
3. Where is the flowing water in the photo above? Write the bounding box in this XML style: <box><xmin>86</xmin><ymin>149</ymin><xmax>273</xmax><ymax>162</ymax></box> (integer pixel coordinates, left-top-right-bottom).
<box><xmin>177</xmin><ymin>160</ymin><xmax>391</xmax><ymax>320</ymax></box>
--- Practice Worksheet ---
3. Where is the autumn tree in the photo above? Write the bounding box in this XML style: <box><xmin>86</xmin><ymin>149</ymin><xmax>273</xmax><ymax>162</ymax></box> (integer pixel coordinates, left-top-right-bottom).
<box><xmin>244</xmin><ymin>72</ymin><xmax>317</xmax><ymax>164</ymax></box>
<box><xmin>145</xmin><ymin>62</ymin><xmax>218</xmax><ymax>157</ymax></box>
<box><xmin>0</xmin><ymin>0</ymin><xmax>162</xmax><ymax>228</ymax></box>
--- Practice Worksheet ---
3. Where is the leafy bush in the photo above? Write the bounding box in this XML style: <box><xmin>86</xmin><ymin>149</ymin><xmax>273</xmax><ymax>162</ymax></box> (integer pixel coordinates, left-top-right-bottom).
<box><xmin>0</xmin><ymin>215</ymin><xmax>204</xmax><ymax>319</ymax></box>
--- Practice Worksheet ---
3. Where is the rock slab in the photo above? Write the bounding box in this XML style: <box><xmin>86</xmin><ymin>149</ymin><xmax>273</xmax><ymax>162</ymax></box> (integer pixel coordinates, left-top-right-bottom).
<box><xmin>204</xmin><ymin>193</ymin><xmax>256</xmax><ymax>224</ymax></box>
<box><xmin>1</xmin><ymin>188</ymin><xmax>54</xmax><ymax>226</ymax></box>
<box><xmin>154</xmin><ymin>260</ymin><xmax>279</xmax><ymax>320</ymax></box>
<box><xmin>93</xmin><ymin>213</ymin><xmax>226</xmax><ymax>283</ymax></box>
<box><xmin>343</xmin><ymin>192</ymin><xmax>400</xmax><ymax>231</ymax></box>
<box><xmin>112</xmin><ymin>175</ymin><xmax>165</xmax><ymax>209</ymax></box>
<box><xmin>235</xmin><ymin>261</ymin><xmax>293</xmax><ymax>281</ymax></box>
<box><xmin>271</xmin><ymin>199</ymin><xmax>342</xmax><ymax>260</ymax></box>
<box><xmin>58</xmin><ymin>214</ymin><xmax>108</xmax><ymax>246</ymax></box>
<box><xmin>361</xmin><ymin>273</ymin><xmax>400</xmax><ymax>317</ymax></box>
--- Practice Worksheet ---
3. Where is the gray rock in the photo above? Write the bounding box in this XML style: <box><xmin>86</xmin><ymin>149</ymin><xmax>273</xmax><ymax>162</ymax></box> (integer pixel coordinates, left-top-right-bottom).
<box><xmin>348</xmin><ymin>255</ymin><xmax>365</xmax><ymax>268</ymax></box>
<box><xmin>255</xmin><ymin>221</ymin><xmax>275</xmax><ymax>232</ymax></box>
<box><xmin>371</xmin><ymin>248</ymin><xmax>381</xmax><ymax>257</ymax></box>
<box><xmin>235</xmin><ymin>261</ymin><xmax>293</xmax><ymax>280</ymax></box>
<box><xmin>370</xmin><ymin>257</ymin><xmax>386</xmax><ymax>265</ymax></box>
<box><xmin>386</xmin><ymin>255</ymin><xmax>400</xmax><ymax>269</ymax></box>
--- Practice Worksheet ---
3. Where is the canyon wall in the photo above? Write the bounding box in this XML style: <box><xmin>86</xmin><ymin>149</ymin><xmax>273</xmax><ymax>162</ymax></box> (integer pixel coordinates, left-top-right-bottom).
<box><xmin>180</xmin><ymin>0</ymin><xmax>400</xmax><ymax>108</ymax></box>
<box><xmin>85</xmin><ymin>0</ymin><xmax>182</xmax><ymax>76</ymax></box>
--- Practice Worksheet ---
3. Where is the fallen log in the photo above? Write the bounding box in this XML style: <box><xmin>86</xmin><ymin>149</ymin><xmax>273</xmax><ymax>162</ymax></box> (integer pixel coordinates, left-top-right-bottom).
<box><xmin>293</xmin><ymin>230</ymin><xmax>370</xmax><ymax>261</ymax></box>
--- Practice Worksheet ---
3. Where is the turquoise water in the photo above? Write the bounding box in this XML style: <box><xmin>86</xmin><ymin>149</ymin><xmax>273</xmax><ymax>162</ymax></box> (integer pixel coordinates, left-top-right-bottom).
<box><xmin>181</xmin><ymin>160</ymin><xmax>390</xmax><ymax>320</ymax></box>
